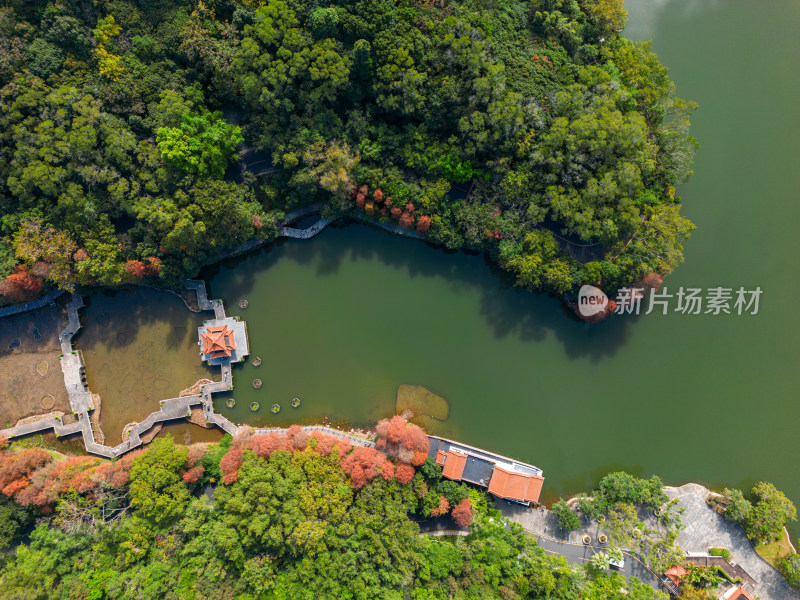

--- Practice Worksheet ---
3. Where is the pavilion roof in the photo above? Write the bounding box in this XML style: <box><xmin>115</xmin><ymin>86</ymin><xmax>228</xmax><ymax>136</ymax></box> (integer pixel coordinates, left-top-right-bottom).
<box><xmin>201</xmin><ymin>324</ymin><xmax>236</xmax><ymax>359</ymax></box>
<box><xmin>665</xmin><ymin>565</ymin><xmax>688</xmax><ymax>585</ymax></box>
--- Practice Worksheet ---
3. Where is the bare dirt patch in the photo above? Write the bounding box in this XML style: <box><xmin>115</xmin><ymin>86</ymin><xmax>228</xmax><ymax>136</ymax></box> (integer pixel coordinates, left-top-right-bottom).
<box><xmin>0</xmin><ymin>304</ymin><xmax>71</xmax><ymax>428</ymax></box>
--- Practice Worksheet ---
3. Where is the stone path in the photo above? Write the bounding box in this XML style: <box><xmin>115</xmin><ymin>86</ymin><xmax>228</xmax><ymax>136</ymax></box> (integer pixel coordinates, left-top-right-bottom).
<box><xmin>252</xmin><ymin>425</ymin><xmax>375</xmax><ymax>448</ymax></box>
<box><xmin>497</xmin><ymin>485</ymin><xmax>799</xmax><ymax>600</ymax></box>
<box><xmin>280</xmin><ymin>218</ymin><xmax>335</xmax><ymax>240</ymax></box>
<box><xmin>279</xmin><ymin>209</ymin><xmax>429</xmax><ymax>242</ymax></box>
<box><xmin>283</xmin><ymin>204</ymin><xmax>326</xmax><ymax>224</ymax></box>
<box><xmin>497</xmin><ymin>500</ymin><xmax>670</xmax><ymax>594</ymax></box>
<box><xmin>0</xmin><ymin>290</ymin><xmax>65</xmax><ymax>319</ymax></box>
<box><xmin>663</xmin><ymin>484</ymin><xmax>800</xmax><ymax>600</ymax></box>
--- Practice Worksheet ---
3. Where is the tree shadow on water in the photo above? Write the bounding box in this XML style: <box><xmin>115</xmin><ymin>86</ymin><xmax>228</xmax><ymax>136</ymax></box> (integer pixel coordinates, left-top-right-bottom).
<box><xmin>198</xmin><ymin>222</ymin><xmax>636</xmax><ymax>362</ymax></box>
<box><xmin>76</xmin><ymin>288</ymin><xmax>200</xmax><ymax>352</ymax></box>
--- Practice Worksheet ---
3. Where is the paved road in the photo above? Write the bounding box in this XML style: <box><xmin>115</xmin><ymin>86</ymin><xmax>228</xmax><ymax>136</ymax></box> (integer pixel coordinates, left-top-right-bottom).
<box><xmin>498</xmin><ymin>500</ymin><xmax>671</xmax><ymax>594</ymax></box>
<box><xmin>529</xmin><ymin>530</ymin><xmax>668</xmax><ymax>592</ymax></box>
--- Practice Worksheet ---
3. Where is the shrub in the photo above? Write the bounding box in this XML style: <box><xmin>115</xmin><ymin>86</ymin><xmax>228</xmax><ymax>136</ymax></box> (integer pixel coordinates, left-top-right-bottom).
<box><xmin>721</xmin><ymin>488</ymin><xmax>752</xmax><ymax>526</ymax></box>
<box><xmin>783</xmin><ymin>553</ymin><xmax>800</xmax><ymax>589</ymax></box>
<box><xmin>709</xmin><ymin>547</ymin><xmax>731</xmax><ymax>561</ymax></box>
<box><xmin>596</xmin><ymin>472</ymin><xmax>668</xmax><ymax>511</ymax></box>
<box><xmin>552</xmin><ymin>498</ymin><xmax>581</xmax><ymax>531</ymax></box>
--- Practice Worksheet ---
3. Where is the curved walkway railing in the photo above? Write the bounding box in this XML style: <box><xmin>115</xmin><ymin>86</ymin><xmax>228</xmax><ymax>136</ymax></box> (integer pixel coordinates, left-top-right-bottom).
<box><xmin>0</xmin><ymin>290</ymin><xmax>65</xmax><ymax>318</ymax></box>
<box><xmin>252</xmin><ymin>425</ymin><xmax>375</xmax><ymax>448</ymax></box>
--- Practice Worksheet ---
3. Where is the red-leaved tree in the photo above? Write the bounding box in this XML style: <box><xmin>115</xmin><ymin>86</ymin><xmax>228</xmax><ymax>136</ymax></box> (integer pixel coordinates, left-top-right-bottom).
<box><xmin>16</xmin><ymin>456</ymin><xmax>98</xmax><ymax>507</ymax></box>
<box><xmin>91</xmin><ymin>449</ymin><xmax>143</xmax><ymax>489</ymax></box>
<box><xmin>451</xmin><ymin>498</ymin><xmax>473</xmax><ymax>527</ymax></box>
<box><xmin>1</xmin><ymin>267</ymin><xmax>44</xmax><ymax>302</ymax></box>
<box><xmin>381</xmin><ymin>459</ymin><xmax>395</xmax><ymax>481</ymax></box>
<box><xmin>220</xmin><ymin>446</ymin><xmax>243</xmax><ymax>485</ymax></box>
<box><xmin>395</xmin><ymin>463</ymin><xmax>415</xmax><ymax>485</ymax></box>
<box><xmin>186</xmin><ymin>445</ymin><xmax>207</xmax><ymax>468</ymax></box>
<box><xmin>0</xmin><ymin>448</ymin><xmax>53</xmax><ymax>497</ymax></box>
<box><xmin>249</xmin><ymin>433</ymin><xmax>290</xmax><ymax>458</ymax></box>
<box><xmin>416</xmin><ymin>215</ymin><xmax>431</xmax><ymax>234</ymax></box>
<box><xmin>430</xmin><ymin>495</ymin><xmax>450</xmax><ymax>517</ymax></box>
<box><xmin>310</xmin><ymin>433</ymin><xmax>339</xmax><ymax>457</ymax></box>
<box><xmin>125</xmin><ymin>260</ymin><xmax>148</xmax><ymax>279</ymax></box>
<box><xmin>376</xmin><ymin>416</ymin><xmax>429</xmax><ymax>465</ymax></box>
<box><xmin>182</xmin><ymin>465</ymin><xmax>205</xmax><ymax>483</ymax></box>
<box><xmin>341</xmin><ymin>447</ymin><xmax>387</xmax><ymax>489</ymax></box>
<box><xmin>399</xmin><ymin>211</ymin><xmax>415</xmax><ymax>229</ymax></box>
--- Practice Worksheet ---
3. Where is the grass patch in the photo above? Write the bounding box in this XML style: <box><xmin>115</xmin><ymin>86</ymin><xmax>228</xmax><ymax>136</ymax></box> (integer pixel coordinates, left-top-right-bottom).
<box><xmin>755</xmin><ymin>528</ymin><xmax>794</xmax><ymax>570</ymax></box>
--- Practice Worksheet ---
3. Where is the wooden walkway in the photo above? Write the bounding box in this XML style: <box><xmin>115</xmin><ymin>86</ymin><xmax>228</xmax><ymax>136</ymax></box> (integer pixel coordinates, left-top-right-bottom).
<box><xmin>419</xmin><ymin>530</ymin><xmax>470</xmax><ymax>538</ymax></box>
<box><xmin>279</xmin><ymin>208</ymin><xmax>428</xmax><ymax>242</ymax></box>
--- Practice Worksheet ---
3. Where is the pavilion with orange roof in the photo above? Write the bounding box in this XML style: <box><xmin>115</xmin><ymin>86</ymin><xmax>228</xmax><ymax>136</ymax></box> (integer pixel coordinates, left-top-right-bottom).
<box><xmin>198</xmin><ymin>316</ymin><xmax>249</xmax><ymax>365</ymax></box>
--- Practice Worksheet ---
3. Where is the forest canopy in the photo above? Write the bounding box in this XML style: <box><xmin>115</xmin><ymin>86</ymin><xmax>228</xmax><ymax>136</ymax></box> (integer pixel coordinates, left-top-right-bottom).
<box><xmin>0</xmin><ymin>0</ymin><xmax>696</xmax><ymax>303</ymax></box>
<box><xmin>0</xmin><ymin>430</ymin><xmax>668</xmax><ymax>599</ymax></box>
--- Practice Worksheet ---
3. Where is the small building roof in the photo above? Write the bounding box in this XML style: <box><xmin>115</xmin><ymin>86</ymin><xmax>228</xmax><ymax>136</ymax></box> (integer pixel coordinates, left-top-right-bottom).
<box><xmin>201</xmin><ymin>324</ymin><xmax>236</xmax><ymax>359</ymax></box>
<box><xmin>665</xmin><ymin>565</ymin><xmax>687</xmax><ymax>585</ymax></box>
<box><xmin>441</xmin><ymin>451</ymin><xmax>467</xmax><ymax>481</ymax></box>
<box><xmin>487</xmin><ymin>465</ymin><xmax>544</xmax><ymax>504</ymax></box>
<box><xmin>728</xmin><ymin>587</ymin><xmax>755</xmax><ymax>600</ymax></box>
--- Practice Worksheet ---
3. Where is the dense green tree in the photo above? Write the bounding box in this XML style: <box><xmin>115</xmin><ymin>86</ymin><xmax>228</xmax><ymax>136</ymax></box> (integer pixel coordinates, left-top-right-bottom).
<box><xmin>156</xmin><ymin>111</ymin><xmax>243</xmax><ymax>179</ymax></box>
<box><xmin>0</xmin><ymin>434</ymin><xmax>681</xmax><ymax>599</ymax></box>
<box><xmin>0</xmin><ymin>496</ymin><xmax>34</xmax><ymax>548</ymax></box>
<box><xmin>722</xmin><ymin>488</ymin><xmax>753</xmax><ymax>527</ymax></box>
<box><xmin>553</xmin><ymin>498</ymin><xmax>582</xmax><ymax>531</ymax></box>
<box><xmin>747</xmin><ymin>481</ymin><xmax>797</xmax><ymax>542</ymax></box>
<box><xmin>129</xmin><ymin>436</ymin><xmax>189</xmax><ymax>527</ymax></box>
<box><xmin>784</xmin><ymin>552</ymin><xmax>800</xmax><ymax>589</ymax></box>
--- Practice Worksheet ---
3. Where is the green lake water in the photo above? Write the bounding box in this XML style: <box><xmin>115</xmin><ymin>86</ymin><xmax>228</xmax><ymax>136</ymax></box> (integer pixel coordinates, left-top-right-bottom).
<box><xmin>77</xmin><ymin>0</ymin><xmax>800</xmax><ymax>526</ymax></box>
